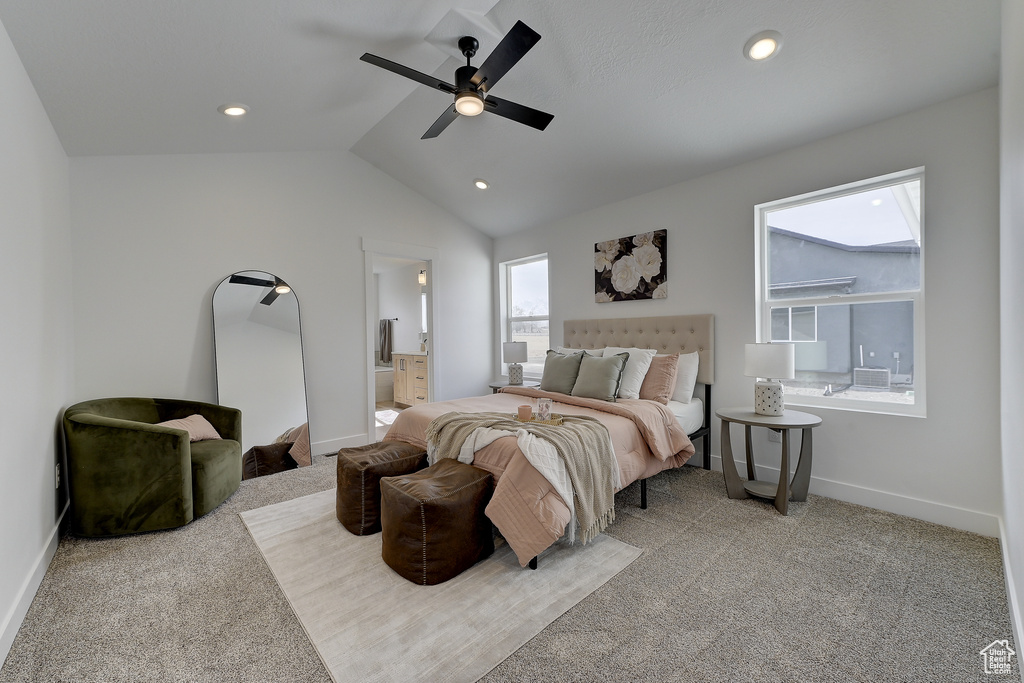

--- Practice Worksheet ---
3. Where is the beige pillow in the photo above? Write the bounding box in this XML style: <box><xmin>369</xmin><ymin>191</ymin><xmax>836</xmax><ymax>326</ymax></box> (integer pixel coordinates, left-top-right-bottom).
<box><xmin>671</xmin><ymin>351</ymin><xmax>700</xmax><ymax>404</ymax></box>
<box><xmin>156</xmin><ymin>414</ymin><xmax>222</xmax><ymax>442</ymax></box>
<box><xmin>639</xmin><ymin>354</ymin><xmax>680</xmax><ymax>404</ymax></box>
<box><xmin>285</xmin><ymin>422</ymin><xmax>311</xmax><ymax>467</ymax></box>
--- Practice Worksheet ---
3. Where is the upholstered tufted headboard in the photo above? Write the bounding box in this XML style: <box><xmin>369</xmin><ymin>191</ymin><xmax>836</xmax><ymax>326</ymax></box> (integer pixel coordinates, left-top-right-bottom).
<box><xmin>562</xmin><ymin>314</ymin><xmax>715</xmax><ymax>386</ymax></box>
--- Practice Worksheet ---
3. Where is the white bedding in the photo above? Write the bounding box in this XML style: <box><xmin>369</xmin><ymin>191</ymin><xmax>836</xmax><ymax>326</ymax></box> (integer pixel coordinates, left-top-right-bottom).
<box><xmin>667</xmin><ymin>396</ymin><xmax>704</xmax><ymax>434</ymax></box>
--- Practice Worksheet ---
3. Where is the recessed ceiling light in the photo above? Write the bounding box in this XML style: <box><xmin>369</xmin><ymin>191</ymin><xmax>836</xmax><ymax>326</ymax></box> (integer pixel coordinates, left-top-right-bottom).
<box><xmin>474</xmin><ymin>179</ymin><xmax>489</xmax><ymax>190</ymax></box>
<box><xmin>744</xmin><ymin>31</ymin><xmax>782</xmax><ymax>61</ymax></box>
<box><xmin>217</xmin><ymin>103</ymin><xmax>249</xmax><ymax>117</ymax></box>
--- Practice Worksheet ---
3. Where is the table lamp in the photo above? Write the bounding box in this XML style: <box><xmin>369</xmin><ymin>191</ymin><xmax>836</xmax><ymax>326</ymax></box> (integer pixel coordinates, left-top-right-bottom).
<box><xmin>502</xmin><ymin>342</ymin><xmax>528</xmax><ymax>385</ymax></box>
<box><xmin>744</xmin><ymin>343</ymin><xmax>795</xmax><ymax>416</ymax></box>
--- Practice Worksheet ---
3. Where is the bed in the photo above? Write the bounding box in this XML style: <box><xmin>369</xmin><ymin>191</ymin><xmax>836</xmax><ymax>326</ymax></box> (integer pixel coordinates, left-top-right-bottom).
<box><xmin>382</xmin><ymin>314</ymin><xmax>715</xmax><ymax>566</ymax></box>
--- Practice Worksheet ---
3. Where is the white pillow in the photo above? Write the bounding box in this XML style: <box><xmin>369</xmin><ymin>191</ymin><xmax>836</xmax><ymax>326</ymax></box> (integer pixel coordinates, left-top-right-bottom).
<box><xmin>671</xmin><ymin>351</ymin><xmax>700</xmax><ymax>404</ymax></box>
<box><xmin>556</xmin><ymin>346</ymin><xmax>603</xmax><ymax>357</ymax></box>
<box><xmin>603</xmin><ymin>346</ymin><xmax>656</xmax><ymax>399</ymax></box>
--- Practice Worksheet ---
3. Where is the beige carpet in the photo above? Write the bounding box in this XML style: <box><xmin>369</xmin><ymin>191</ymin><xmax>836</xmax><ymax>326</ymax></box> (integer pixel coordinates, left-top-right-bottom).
<box><xmin>241</xmin><ymin>489</ymin><xmax>642</xmax><ymax>683</ymax></box>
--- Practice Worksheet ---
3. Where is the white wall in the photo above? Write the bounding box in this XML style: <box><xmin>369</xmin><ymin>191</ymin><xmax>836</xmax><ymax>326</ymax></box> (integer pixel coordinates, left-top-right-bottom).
<box><xmin>0</xmin><ymin>17</ymin><xmax>74</xmax><ymax>664</ymax></box>
<box><xmin>68</xmin><ymin>150</ymin><xmax>493</xmax><ymax>455</ymax></box>
<box><xmin>497</xmin><ymin>88</ymin><xmax>1001</xmax><ymax>536</ymax></box>
<box><xmin>1000</xmin><ymin>0</ymin><xmax>1024</xmax><ymax>652</ymax></box>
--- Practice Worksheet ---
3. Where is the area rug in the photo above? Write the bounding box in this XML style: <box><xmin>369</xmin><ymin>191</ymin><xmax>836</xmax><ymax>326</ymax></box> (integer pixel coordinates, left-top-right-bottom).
<box><xmin>240</xmin><ymin>489</ymin><xmax>642</xmax><ymax>683</ymax></box>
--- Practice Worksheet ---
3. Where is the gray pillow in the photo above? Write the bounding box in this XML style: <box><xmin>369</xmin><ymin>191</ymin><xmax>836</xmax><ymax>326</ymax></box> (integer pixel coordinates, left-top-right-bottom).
<box><xmin>571</xmin><ymin>352</ymin><xmax>629</xmax><ymax>402</ymax></box>
<box><xmin>539</xmin><ymin>350</ymin><xmax>584</xmax><ymax>394</ymax></box>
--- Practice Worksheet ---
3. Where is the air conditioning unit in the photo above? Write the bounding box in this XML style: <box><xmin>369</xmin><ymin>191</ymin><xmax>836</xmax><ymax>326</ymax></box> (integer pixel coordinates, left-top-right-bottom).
<box><xmin>853</xmin><ymin>367</ymin><xmax>891</xmax><ymax>390</ymax></box>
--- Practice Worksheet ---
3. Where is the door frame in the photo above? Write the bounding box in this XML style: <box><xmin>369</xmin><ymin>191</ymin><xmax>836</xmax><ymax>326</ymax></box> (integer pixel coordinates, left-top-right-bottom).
<box><xmin>362</xmin><ymin>238</ymin><xmax>438</xmax><ymax>442</ymax></box>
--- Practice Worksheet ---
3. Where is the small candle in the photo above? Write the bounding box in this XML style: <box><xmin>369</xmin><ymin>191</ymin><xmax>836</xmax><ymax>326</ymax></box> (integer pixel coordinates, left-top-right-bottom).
<box><xmin>518</xmin><ymin>405</ymin><xmax>533</xmax><ymax>421</ymax></box>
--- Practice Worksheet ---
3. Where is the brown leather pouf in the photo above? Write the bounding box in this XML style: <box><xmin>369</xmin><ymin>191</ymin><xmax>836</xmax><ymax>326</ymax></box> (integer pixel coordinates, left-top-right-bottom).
<box><xmin>380</xmin><ymin>458</ymin><xmax>495</xmax><ymax>585</ymax></box>
<box><xmin>336</xmin><ymin>441</ymin><xmax>427</xmax><ymax>535</ymax></box>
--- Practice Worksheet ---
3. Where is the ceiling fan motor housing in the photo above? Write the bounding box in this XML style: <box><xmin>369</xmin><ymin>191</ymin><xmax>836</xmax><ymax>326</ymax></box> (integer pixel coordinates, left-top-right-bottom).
<box><xmin>455</xmin><ymin>65</ymin><xmax>479</xmax><ymax>92</ymax></box>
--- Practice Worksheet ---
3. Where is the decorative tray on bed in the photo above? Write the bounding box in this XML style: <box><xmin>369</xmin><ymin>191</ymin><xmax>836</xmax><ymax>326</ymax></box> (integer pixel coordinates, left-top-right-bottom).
<box><xmin>513</xmin><ymin>413</ymin><xmax>564</xmax><ymax>426</ymax></box>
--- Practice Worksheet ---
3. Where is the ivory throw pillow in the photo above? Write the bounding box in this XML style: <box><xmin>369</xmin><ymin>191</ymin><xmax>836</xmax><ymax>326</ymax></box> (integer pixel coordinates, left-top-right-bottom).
<box><xmin>603</xmin><ymin>346</ymin><xmax>656</xmax><ymax>399</ymax></box>
<box><xmin>156</xmin><ymin>414</ymin><xmax>222</xmax><ymax>442</ymax></box>
<box><xmin>671</xmin><ymin>351</ymin><xmax>700</xmax><ymax>404</ymax></box>
<box><xmin>639</xmin><ymin>353</ymin><xmax>681</xmax><ymax>404</ymax></box>
<box><xmin>539</xmin><ymin>349</ymin><xmax>584</xmax><ymax>395</ymax></box>
<box><xmin>571</xmin><ymin>352</ymin><xmax>628</xmax><ymax>402</ymax></box>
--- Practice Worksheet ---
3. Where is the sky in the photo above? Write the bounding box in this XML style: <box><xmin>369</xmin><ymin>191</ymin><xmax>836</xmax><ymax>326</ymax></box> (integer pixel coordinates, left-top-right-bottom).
<box><xmin>510</xmin><ymin>258</ymin><xmax>549</xmax><ymax>315</ymax></box>
<box><xmin>767</xmin><ymin>180</ymin><xmax>921</xmax><ymax>247</ymax></box>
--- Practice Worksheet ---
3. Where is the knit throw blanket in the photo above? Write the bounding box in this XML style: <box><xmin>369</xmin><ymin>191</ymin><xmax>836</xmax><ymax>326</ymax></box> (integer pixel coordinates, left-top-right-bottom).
<box><xmin>425</xmin><ymin>411</ymin><xmax>617</xmax><ymax>545</ymax></box>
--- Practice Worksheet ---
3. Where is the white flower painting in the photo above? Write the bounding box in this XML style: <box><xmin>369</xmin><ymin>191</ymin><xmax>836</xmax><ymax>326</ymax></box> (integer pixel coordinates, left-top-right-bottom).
<box><xmin>594</xmin><ymin>229</ymin><xmax>667</xmax><ymax>302</ymax></box>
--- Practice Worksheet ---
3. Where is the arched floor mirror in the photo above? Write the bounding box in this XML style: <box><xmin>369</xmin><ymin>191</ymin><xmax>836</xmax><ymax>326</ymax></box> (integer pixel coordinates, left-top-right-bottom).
<box><xmin>213</xmin><ymin>270</ymin><xmax>310</xmax><ymax>477</ymax></box>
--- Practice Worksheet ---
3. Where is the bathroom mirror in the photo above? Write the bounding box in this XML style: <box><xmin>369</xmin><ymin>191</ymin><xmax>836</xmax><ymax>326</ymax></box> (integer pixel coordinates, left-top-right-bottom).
<box><xmin>213</xmin><ymin>270</ymin><xmax>309</xmax><ymax>467</ymax></box>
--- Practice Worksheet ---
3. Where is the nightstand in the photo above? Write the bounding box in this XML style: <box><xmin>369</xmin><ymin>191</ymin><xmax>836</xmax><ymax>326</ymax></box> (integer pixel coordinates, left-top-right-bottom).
<box><xmin>715</xmin><ymin>407</ymin><xmax>822</xmax><ymax>515</ymax></box>
<box><xmin>488</xmin><ymin>380</ymin><xmax>540</xmax><ymax>394</ymax></box>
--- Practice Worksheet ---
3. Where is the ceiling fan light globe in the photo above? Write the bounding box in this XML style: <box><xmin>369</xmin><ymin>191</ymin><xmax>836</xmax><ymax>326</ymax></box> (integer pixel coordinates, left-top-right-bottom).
<box><xmin>454</xmin><ymin>92</ymin><xmax>485</xmax><ymax>116</ymax></box>
<box><xmin>274</xmin><ymin>284</ymin><xmax>291</xmax><ymax>294</ymax></box>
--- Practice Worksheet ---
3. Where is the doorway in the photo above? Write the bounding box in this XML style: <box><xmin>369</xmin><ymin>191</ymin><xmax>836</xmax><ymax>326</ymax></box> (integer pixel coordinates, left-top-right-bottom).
<box><xmin>362</xmin><ymin>239</ymin><xmax>437</xmax><ymax>442</ymax></box>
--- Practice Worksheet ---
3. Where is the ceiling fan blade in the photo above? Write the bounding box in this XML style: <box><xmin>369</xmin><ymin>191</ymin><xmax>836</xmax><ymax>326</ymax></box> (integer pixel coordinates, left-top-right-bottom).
<box><xmin>483</xmin><ymin>95</ymin><xmax>553</xmax><ymax>131</ymax></box>
<box><xmin>470</xmin><ymin>21</ymin><xmax>541</xmax><ymax>93</ymax></box>
<box><xmin>230</xmin><ymin>275</ymin><xmax>275</xmax><ymax>287</ymax></box>
<box><xmin>360</xmin><ymin>53</ymin><xmax>457</xmax><ymax>94</ymax></box>
<box><xmin>422</xmin><ymin>104</ymin><xmax>460</xmax><ymax>139</ymax></box>
<box><xmin>259</xmin><ymin>289</ymin><xmax>280</xmax><ymax>306</ymax></box>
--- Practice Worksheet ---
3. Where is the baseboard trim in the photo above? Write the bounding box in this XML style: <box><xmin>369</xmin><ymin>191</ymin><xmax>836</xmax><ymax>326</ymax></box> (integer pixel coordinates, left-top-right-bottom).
<box><xmin>710</xmin><ymin>454</ymin><xmax>1000</xmax><ymax>537</ymax></box>
<box><xmin>0</xmin><ymin>501</ymin><xmax>67</xmax><ymax>665</ymax></box>
<box><xmin>998</xmin><ymin>517</ymin><xmax>1024</xmax><ymax>665</ymax></box>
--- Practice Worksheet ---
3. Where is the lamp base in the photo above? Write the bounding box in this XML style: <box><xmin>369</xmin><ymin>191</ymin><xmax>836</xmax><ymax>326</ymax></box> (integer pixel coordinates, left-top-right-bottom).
<box><xmin>508</xmin><ymin>363</ymin><xmax>523</xmax><ymax>385</ymax></box>
<box><xmin>754</xmin><ymin>379</ymin><xmax>785</xmax><ymax>416</ymax></box>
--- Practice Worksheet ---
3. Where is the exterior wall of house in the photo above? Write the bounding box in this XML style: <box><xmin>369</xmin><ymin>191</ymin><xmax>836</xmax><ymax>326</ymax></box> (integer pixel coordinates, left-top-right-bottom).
<box><xmin>769</xmin><ymin>230</ymin><xmax>920</xmax><ymax>378</ymax></box>
<box><xmin>496</xmin><ymin>87</ymin><xmax>1001</xmax><ymax>536</ymax></box>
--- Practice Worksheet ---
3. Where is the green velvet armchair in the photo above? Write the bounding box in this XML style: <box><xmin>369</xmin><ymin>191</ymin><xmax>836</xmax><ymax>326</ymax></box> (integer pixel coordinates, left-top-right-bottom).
<box><xmin>63</xmin><ymin>397</ymin><xmax>243</xmax><ymax>537</ymax></box>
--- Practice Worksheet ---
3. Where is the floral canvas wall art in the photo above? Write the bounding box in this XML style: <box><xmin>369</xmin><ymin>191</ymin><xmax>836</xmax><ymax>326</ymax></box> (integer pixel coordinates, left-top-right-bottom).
<box><xmin>595</xmin><ymin>229</ymin><xmax>667</xmax><ymax>302</ymax></box>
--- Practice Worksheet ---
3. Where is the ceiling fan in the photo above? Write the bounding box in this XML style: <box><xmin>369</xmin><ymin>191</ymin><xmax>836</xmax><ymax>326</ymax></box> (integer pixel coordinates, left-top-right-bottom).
<box><xmin>360</xmin><ymin>20</ymin><xmax>554</xmax><ymax>139</ymax></box>
<box><xmin>228</xmin><ymin>274</ymin><xmax>292</xmax><ymax>306</ymax></box>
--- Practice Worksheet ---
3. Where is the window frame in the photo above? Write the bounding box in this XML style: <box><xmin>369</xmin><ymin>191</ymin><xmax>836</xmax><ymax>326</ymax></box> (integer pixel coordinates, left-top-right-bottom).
<box><xmin>500</xmin><ymin>254</ymin><xmax>549</xmax><ymax>379</ymax></box>
<box><xmin>754</xmin><ymin>167</ymin><xmax>926</xmax><ymax>417</ymax></box>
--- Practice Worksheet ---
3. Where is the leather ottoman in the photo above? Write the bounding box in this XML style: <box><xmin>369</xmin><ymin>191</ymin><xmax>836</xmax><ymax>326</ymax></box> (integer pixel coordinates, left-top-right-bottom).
<box><xmin>336</xmin><ymin>441</ymin><xmax>427</xmax><ymax>535</ymax></box>
<box><xmin>380</xmin><ymin>458</ymin><xmax>495</xmax><ymax>585</ymax></box>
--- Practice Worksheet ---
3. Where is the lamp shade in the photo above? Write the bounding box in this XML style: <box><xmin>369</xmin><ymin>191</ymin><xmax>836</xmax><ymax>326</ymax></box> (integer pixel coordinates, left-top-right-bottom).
<box><xmin>744</xmin><ymin>343</ymin><xmax>795</xmax><ymax>380</ymax></box>
<box><xmin>502</xmin><ymin>341</ymin><xmax>528</xmax><ymax>364</ymax></box>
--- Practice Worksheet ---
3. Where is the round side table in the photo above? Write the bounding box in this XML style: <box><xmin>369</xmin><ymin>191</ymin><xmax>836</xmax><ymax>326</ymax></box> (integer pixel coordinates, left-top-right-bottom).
<box><xmin>715</xmin><ymin>407</ymin><xmax>822</xmax><ymax>515</ymax></box>
<box><xmin>488</xmin><ymin>380</ymin><xmax>540</xmax><ymax>394</ymax></box>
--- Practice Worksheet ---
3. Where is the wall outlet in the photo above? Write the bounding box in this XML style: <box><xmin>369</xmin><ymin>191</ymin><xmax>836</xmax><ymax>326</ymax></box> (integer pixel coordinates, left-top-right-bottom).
<box><xmin>768</xmin><ymin>429</ymin><xmax>782</xmax><ymax>443</ymax></box>
<box><xmin>55</xmin><ymin>464</ymin><xmax>61</xmax><ymax>490</ymax></box>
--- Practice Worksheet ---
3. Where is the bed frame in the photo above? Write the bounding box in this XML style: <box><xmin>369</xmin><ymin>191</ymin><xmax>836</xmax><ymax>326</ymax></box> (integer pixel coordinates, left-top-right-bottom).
<box><xmin>562</xmin><ymin>313</ymin><xmax>715</xmax><ymax>475</ymax></box>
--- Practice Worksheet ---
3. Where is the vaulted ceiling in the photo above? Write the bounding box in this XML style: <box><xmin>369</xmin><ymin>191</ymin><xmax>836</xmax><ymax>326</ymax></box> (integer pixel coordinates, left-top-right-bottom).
<box><xmin>0</xmin><ymin>0</ymin><xmax>1001</xmax><ymax>236</ymax></box>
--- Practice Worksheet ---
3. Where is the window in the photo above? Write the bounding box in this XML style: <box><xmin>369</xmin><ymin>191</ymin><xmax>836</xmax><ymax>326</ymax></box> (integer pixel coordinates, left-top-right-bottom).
<box><xmin>501</xmin><ymin>255</ymin><xmax>549</xmax><ymax>377</ymax></box>
<box><xmin>755</xmin><ymin>168</ymin><xmax>924</xmax><ymax>415</ymax></box>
